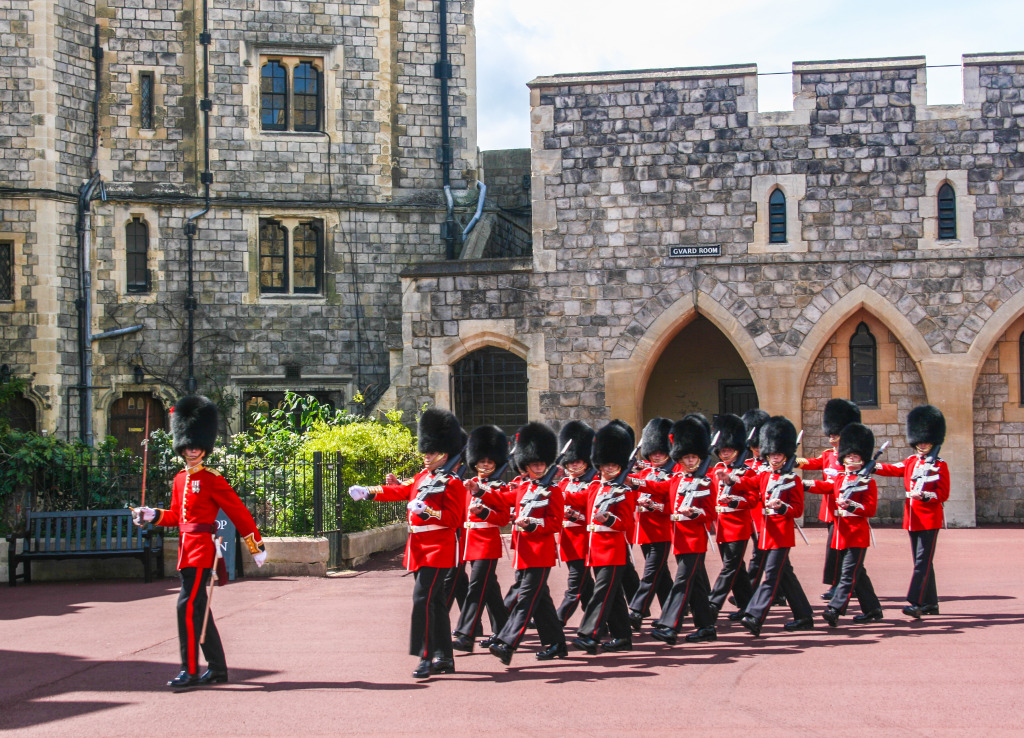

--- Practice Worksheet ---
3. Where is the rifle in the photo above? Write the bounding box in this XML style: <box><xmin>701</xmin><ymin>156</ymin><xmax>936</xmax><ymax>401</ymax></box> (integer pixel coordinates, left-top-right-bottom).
<box><xmin>564</xmin><ymin>467</ymin><xmax>597</xmax><ymax>523</ymax></box>
<box><xmin>837</xmin><ymin>440</ymin><xmax>889</xmax><ymax>512</ymax></box>
<box><xmin>410</xmin><ymin>444</ymin><xmax>467</xmax><ymax>521</ymax></box>
<box><xmin>717</xmin><ymin>427</ymin><xmax>758</xmax><ymax>511</ymax></box>
<box><xmin>516</xmin><ymin>440</ymin><xmax>573</xmax><ymax>531</ymax></box>
<box><xmin>909</xmin><ymin>443</ymin><xmax>942</xmax><ymax>499</ymax></box>
<box><xmin>670</xmin><ymin>432</ymin><xmax>720</xmax><ymax>522</ymax></box>
<box><xmin>765</xmin><ymin>430</ymin><xmax>809</xmax><ymax>544</ymax></box>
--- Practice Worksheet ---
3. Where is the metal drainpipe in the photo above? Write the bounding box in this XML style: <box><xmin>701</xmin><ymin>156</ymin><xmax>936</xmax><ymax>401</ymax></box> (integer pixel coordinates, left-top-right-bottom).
<box><xmin>75</xmin><ymin>24</ymin><xmax>104</xmax><ymax>444</ymax></box>
<box><xmin>184</xmin><ymin>0</ymin><xmax>213</xmax><ymax>393</ymax></box>
<box><xmin>437</xmin><ymin>0</ymin><xmax>456</xmax><ymax>259</ymax></box>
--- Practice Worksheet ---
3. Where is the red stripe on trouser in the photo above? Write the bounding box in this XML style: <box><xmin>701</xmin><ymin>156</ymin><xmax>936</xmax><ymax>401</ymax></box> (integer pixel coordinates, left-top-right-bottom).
<box><xmin>670</xmin><ymin>560</ymin><xmax>698</xmax><ymax>630</ymax></box>
<box><xmin>758</xmin><ymin>549</ymin><xmax>787</xmax><ymax>626</ymax></box>
<box><xmin>918</xmin><ymin>532</ymin><xmax>938</xmax><ymax>604</ymax></box>
<box><xmin>512</xmin><ymin>569</ymin><xmax>548</xmax><ymax>649</ymax></box>
<box><xmin>185</xmin><ymin>570</ymin><xmax>203</xmax><ymax>673</ymax></box>
<box><xmin>470</xmin><ymin>562</ymin><xmax>492</xmax><ymax>634</ymax></box>
<box><xmin>422</xmin><ymin>569</ymin><xmax>441</xmax><ymax>659</ymax></box>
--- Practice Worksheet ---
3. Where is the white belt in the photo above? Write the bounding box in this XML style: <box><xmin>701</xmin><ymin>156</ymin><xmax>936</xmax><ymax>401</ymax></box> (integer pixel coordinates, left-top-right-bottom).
<box><xmin>410</xmin><ymin>524</ymin><xmax>446</xmax><ymax>533</ymax></box>
<box><xmin>586</xmin><ymin>524</ymin><xmax>616</xmax><ymax>532</ymax></box>
<box><xmin>835</xmin><ymin>510</ymin><xmax>864</xmax><ymax>518</ymax></box>
<box><xmin>464</xmin><ymin>521</ymin><xmax>499</xmax><ymax>529</ymax></box>
<box><xmin>563</xmin><ymin>521</ymin><xmax>584</xmax><ymax>528</ymax></box>
<box><xmin>716</xmin><ymin>506</ymin><xmax>739</xmax><ymax>514</ymax></box>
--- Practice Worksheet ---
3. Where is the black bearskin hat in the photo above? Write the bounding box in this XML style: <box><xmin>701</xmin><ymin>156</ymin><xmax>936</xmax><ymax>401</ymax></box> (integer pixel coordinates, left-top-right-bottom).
<box><xmin>713</xmin><ymin>413</ymin><xmax>747</xmax><ymax>453</ymax></box>
<box><xmin>742</xmin><ymin>409</ymin><xmax>770</xmax><ymax>449</ymax></box>
<box><xmin>822</xmin><ymin>398</ymin><xmax>861</xmax><ymax>437</ymax></box>
<box><xmin>172</xmin><ymin>395</ymin><xmax>219</xmax><ymax>456</ymax></box>
<box><xmin>608</xmin><ymin>419</ymin><xmax>635</xmax><ymax>446</ymax></box>
<box><xmin>759</xmin><ymin>416</ymin><xmax>798</xmax><ymax>457</ymax></box>
<box><xmin>558</xmin><ymin>420</ymin><xmax>595</xmax><ymax>467</ymax></box>
<box><xmin>417</xmin><ymin>408</ymin><xmax>464</xmax><ymax>458</ymax></box>
<box><xmin>513</xmin><ymin>421</ymin><xmax>558</xmax><ymax>470</ymax></box>
<box><xmin>907</xmin><ymin>405</ymin><xmax>946</xmax><ymax>448</ymax></box>
<box><xmin>837</xmin><ymin>423</ymin><xmax>874</xmax><ymax>465</ymax></box>
<box><xmin>467</xmin><ymin>425</ymin><xmax>507</xmax><ymax>470</ymax></box>
<box><xmin>592</xmin><ymin>420</ymin><xmax>634</xmax><ymax>470</ymax></box>
<box><xmin>669</xmin><ymin>416</ymin><xmax>711</xmax><ymax>462</ymax></box>
<box><xmin>640</xmin><ymin>417</ymin><xmax>673</xmax><ymax>459</ymax></box>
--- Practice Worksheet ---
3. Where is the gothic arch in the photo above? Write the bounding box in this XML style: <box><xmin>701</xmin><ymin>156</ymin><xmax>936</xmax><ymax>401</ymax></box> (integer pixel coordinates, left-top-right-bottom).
<box><xmin>793</xmin><ymin>283</ymin><xmax>934</xmax><ymax>394</ymax></box>
<box><xmin>606</xmin><ymin>285</ymin><xmax>764</xmax><ymax>428</ymax></box>
<box><xmin>965</xmin><ymin>285</ymin><xmax>1024</xmax><ymax>387</ymax></box>
<box><xmin>437</xmin><ymin>330</ymin><xmax>531</xmax><ymax>365</ymax></box>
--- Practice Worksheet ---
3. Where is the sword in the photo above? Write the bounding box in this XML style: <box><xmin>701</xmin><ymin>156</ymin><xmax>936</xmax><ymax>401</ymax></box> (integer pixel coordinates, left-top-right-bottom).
<box><xmin>200</xmin><ymin>535</ymin><xmax>224</xmax><ymax>645</ymax></box>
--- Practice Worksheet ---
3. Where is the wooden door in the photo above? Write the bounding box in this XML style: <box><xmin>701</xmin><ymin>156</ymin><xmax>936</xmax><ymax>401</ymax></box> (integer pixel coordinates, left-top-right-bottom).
<box><xmin>109</xmin><ymin>393</ymin><xmax>166</xmax><ymax>454</ymax></box>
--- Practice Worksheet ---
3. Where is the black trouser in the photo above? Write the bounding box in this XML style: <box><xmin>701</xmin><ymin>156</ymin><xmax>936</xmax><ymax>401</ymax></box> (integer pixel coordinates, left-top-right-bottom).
<box><xmin>656</xmin><ymin>553</ymin><xmax>714</xmax><ymax>633</ymax></box>
<box><xmin>503</xmin><ymin>569</ymin><xmax>523</xmax><ymax>612</ymax></box>
<box><xmin>454</xmin><ymin>558</ymin><xmax>508</xmax><ymax>638</ymax></box>
<box><xmin>908</xmin><ymin>529</ymin><xmax>939</xmax><ymax>608</ymax></box>
<box><xmin>628</xmin><ymin>541</ymin><xmax>672</xmax><ymax>616</ymax></box>
<box><xmin>177</xmin><ymin>567</ymin><xmax>225</xmax><ymax>675</ymax></box>
<box><xmin>557</xmin><ymin>558</ymin><xmax>594</xmax><ymax>624</ymax></box>
<box><xmin>747</xmin><ymin>530</ymin><xmax>767</xmax><ymax>589</ymax></box>
<box><xmin>744</xmin><ymin>548</ymin><xmax>813</xmax><ymax>624</ymax></box>
<box><xmin>443</xmin><ymin>562</ymin><xmax>469</xmax><ymax>611</ymax></box>
<box><xmin>578</xmin><ymin>564</ymin><xmax>631</xmax><ymax>641</ymax></box>
<box><xmin>828</xmin><ymin>547</ymin><xmax>881</xmax><ymax>614</ymax></box>
<box><xmin>410</xmin><ymin>566</ymin><xmax>453</xmax><ymax>660</ymax></box>
<box><xmin>822</xmin><ymin>522</ymin><xmax>840</xmax><ymax>586</ymax></box>
<box><xmin>621</xmin><ymin>552</ymin><xmax>640</xmax><ymax>602</ymax></box>
<box><xmin>497</xmin><ymin>567</ymin><xmax>564</xmax><ymax>650</ymax></box>
<box><xmin>709</xmin><ymin>539</ymin><xmax>754</xmax><ymax>612</ymax></box>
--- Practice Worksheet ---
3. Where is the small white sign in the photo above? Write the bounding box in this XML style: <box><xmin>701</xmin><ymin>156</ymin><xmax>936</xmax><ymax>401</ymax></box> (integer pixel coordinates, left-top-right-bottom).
<box><xmin>669</xmin><ymin>245</ymin><xmax>722</xmax><ymax>257</ymax></box>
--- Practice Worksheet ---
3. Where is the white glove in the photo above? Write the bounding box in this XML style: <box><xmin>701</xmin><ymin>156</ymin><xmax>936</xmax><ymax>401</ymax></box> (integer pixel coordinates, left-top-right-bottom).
<box><xmin>132</xmin><ymin>506</ymin><xmax>156</xmax><ymax>525</ymax></box>
<box><xmin>348</xmin><ymin>485</ymin><xmax>370</xmax><ymax>501</ymax></box>
<box><xmin>253</xmin><ymin>550</ymin><xmax>267</xmax><ymax>568</ymax></box>
<box><xmin>407</xmin><ymin>499</ymin><xmax>427</xmax><ymax>514</ymax></box>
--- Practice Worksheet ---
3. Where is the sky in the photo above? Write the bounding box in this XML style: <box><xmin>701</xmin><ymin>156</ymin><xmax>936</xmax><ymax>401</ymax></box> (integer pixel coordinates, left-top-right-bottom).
<box><xmin>474</xmin><ymin>0</ymin><xmax>1024</xmax><ymax>151</ymax></box>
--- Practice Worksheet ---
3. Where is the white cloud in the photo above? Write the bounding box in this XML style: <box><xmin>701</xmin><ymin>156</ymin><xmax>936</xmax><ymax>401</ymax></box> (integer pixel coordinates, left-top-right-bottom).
<box><xmin>474</xmin><ymin>0</ymin><xmax>1024</xmax><ymax>150</ymax></box>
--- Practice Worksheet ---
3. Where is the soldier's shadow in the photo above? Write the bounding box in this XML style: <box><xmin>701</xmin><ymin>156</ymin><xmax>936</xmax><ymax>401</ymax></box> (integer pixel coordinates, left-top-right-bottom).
<box><xmin>0</xmin><ymin>579</ymin><xmax>179</xmax><ymax>621</ymax></box>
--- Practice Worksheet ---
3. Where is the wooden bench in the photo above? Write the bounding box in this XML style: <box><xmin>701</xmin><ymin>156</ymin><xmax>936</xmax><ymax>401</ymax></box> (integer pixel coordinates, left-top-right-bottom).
<box><xmin>6</xmin><ymin>509</ymin><xmax>164</xmax><ymax>586</ymax></box>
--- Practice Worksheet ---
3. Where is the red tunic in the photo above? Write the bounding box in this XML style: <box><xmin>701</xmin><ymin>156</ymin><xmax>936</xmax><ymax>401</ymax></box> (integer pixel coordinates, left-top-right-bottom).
<box><xmin>154</xmin><ymin>467</ymin><xmax>262</xmax><ymax>570</ymax></box>
<box><xmin>557</xmin><ymin>470</ymin><xmax>595</xmax><ymax>562</ymax></box>
<box><xmin>461</xmin><ymin>477</ymin><xmax>512</xmax><ymax>561</ymax></box>
<box><xmin>811</xmin><ymin>472</ymin><xmax>877</xmax><ymax>549</ymax></box>
<box><xmin>564</xmin><ymin>478</ymin><xmax>635</xmax><ymax>567</ymax></box>
<box><xmin>627</xmin><ymin>463</ymin><xmax>674</xmax><ymax>545</ymax></box>
<box><xmin>373</xmin><ymin>468</ymin><xmax>466</xmax><ymax>572</ymax></box>
<box><xmin>876</xmin><ymin>454</ymin><xmax>950</xmax><ymax>531</ymax></box>
<box><xmin>712</xmin><ymin>461</ymin><xmax>758</xmax><ymax>543</ymax></box>
<box><xmin>732</xmin><ymin>470</ymin><xmax>805</xmax><ymax>549</ymax></box>
<box><xmin>481</xmin><ymin>478</ymin><xmax>563</xmax><ymax>570</ymax></box>
<box><xmin>801</xmin><ymin>447</ymin><xmax>842</xmax><ymax>522</ymax></box>
<box><xmin>666</xmin><ymin>472</ymin><xmax>718</xmax><ymax>555</ymax></box>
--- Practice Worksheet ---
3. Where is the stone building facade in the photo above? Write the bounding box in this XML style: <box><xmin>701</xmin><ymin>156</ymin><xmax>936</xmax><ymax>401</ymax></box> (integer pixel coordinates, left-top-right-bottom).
<box><xmin>394</xmin><ymin>54</ymin><xmax>1024</xmax><ymax>526</ymax></box>
<box><xmin>1</xmin><ymin>0</ymin><xmax>478</xmax><ymax>440</ymax></box>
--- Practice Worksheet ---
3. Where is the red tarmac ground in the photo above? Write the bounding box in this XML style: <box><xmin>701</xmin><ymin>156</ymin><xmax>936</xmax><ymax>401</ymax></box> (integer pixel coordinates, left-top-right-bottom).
<box><xmin>2</xmin><ymin>527</ymin><xmax>1023</xmax><ymax>737</ymax></box>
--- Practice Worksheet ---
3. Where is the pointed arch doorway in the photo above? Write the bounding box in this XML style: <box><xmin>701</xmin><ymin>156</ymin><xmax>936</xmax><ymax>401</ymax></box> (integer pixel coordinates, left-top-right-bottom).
<box><xmin>641</xmin><ymin>315</ymin><xmax>758</xmax><ymax>423</ymax></box>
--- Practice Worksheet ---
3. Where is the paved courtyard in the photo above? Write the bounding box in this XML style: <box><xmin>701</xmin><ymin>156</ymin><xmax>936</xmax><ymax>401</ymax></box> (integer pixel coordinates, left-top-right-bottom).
<box><xmin>2</xmin><ymin>527</ymin><xmax>1022</xmax><ymax>736</ymax></box>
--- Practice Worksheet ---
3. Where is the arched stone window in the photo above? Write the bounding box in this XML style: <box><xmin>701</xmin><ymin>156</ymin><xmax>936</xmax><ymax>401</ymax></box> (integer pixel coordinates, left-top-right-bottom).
<box><xmin>293</xmin><ymin>61</ymin><xmax>322</xmax><ymax>132</ymax></box>
<box><xmin>768</xmin><ymin>188</ymin><xmax>787</xmax><ymax>243</ymax></box>
<box><xmin>938</xmin><ymin>182</ymin><xmax>956</xmax><ymax>240</ymax></box>
<box><xmin>451</xmin><ymin>347</ymin><xmax>528</xmax><ymax>435</ymax></box>
<box><xmin>849</xmin><ymin>321</ymin><xmax>878</xmax><ymax>407</ymax></box>
<box><xmin>260</xmin><ymin>60</ymin><xmax>288</xmax><ymax>131</ymax></box>
<box><xmin>126</xmin><ymin>217</ymin><xmax>150</xmax><ymax>293</ymax></box>
<box><xmin>2</xmin><ymin>394</ymin><xmax>36</xmax><ymax>432</ymax></box>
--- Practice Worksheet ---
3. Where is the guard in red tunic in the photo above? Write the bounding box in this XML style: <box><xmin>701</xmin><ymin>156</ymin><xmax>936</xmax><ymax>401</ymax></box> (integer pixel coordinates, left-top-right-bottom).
<box><xmin>625</xmin><ymin>417</ymin><xmax>674</xmax><ymax>631</ymax></box>
<box><xmin>708</xmin><ymin>413</ymin><xmax>758</xmax><ymax>620</ymax></box>
<box><xmin>742</xmin><ymin>409</ymin><xmax>771</xmax><ymax>592</ymax></box>
<box><xmin>650</xmin><ymin>416</ymin><xmax>719</xmax><ymax>646</ymax></box>
<box><xmin>809</xmin><ymin>423</ymin><xmax>883</xmax><ymax>626</ymax></box>
<box><xmin>348</xmin><ymin>408</ymin><xmax>467</xmax><ymax>679</ymax></box>
<box><xmin>555</xmin><ymin>420</ymin><xmax>597</xmax><ymax>625</ymax></box>
<box><xmin>453</xmin><ymin>425</ymin><xmax>511</xmax><ymax>651</ymax></box>
<box><xmin>875</xmin><ymin>405</ymin><xmax>950</xmax><ymax>619</ymax></box>
<box><xmin>479</xmin><ymin>422</ymin><xmax>567</xmax><ymax>665</ymax></box>
<box><xmin>566</xmin><ymin>421</ymin><xmax>637</xmax><ymax>654</ymax></box>
<box><xmin>132</xmin><ymin>395</ymin><xmax>266</xmax><ymax>689</ymax></box>
<box><xmin>798</xmin><ymin>398</ymin><xmax>861</xmax><ymax>601</ymax></box>
<box><xmin>721</xmin><ymin>416</ymin><xmax>815</xmax><ymax>637</ymax></box>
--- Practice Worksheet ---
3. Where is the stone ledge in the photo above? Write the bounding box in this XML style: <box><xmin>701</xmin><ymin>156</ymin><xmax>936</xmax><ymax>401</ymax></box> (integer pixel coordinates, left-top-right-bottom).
<box><xmin>400</xmin><ymin>257</ymin><xmax>532</xmax><ymax>279</ymax></box>
<box><xmin>338</xmin><ymin>522</ymin><xmax>408</xmax><ymax>569</ymax></box>
<box><xmin>793</xmin><ymin>56</ymin><xmax>926</xmax><ymax>74</ymax></box>
<box><xmin>529</xmin><ymin>64</ymin><xmax>757</xmax><ymax>88</ymax></box>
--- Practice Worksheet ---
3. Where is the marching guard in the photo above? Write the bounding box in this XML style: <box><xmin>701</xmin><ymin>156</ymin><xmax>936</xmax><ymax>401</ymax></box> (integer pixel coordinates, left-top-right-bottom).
<box><xmin>132</xmin><ymin>395</ymin><xmax>267</xmax><ymax>689</ymax></box>
<box><xmin>875</xmin><ymin>405</ymin><xmax>950</xmax><ymax>619</ymax></box>
<box><xmin>348</xmin><ymin>408</ymin><xmax>467</xmax><ymax>679</ymax></box>
<box><xmin>809</xmin><ymin>422</ymin><xmax>884</xmax><ymax>625</ymax></box>
<box><xmin>741</xmin><ymin>409</ymin><xmax>771</xmax><ymax>592</ymax></box>
<box><xmin>453</xmin><ymin>425</ymin><xmax>511</xmax><ymax>651</ymax></box>
<box><xmin>720</xmin><ymin>416</ymin><xmax>815</xmax><ymax>637</ymax></box>
<box><xmin>554</xmin><ymin>420</ymin><xmax>597</xmax><ymax>625</ymax></box>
